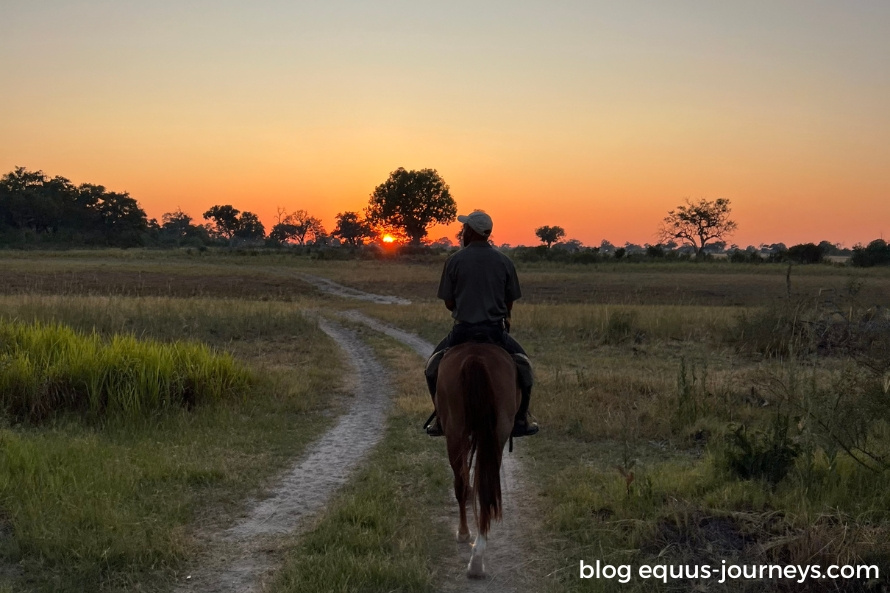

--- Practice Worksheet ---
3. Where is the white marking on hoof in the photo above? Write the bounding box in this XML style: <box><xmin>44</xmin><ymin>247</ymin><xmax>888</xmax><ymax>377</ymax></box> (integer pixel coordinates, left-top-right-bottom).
<box><xmin>466</xmin><ymin>534</ymin><xmax>487</xmax><ymax>579</ymax></box>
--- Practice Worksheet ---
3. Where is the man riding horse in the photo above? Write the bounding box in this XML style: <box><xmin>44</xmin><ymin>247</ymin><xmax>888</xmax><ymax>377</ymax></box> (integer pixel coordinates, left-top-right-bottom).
<box><xmin>424</xmin><ymin>210</ymin><xmax>539</xmax><ymax>438</ymax></box>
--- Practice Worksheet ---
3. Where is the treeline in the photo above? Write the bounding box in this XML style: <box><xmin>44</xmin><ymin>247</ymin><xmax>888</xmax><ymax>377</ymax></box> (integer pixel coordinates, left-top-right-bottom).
<box><xmin>0</xmin><ymin>168</ymin><xmax>149</xmax><ymax>247</ymax></box>
<box><xmin>3</xmin><ymin>167</ymin><xmax>888</xmax><ymax>266</ymax></box>
<box><xmin>0</xmin><ymin>168</ymin><xmax>374</xmax><ymax>249</ymax></box>
<box><xmin>510</xmin><ymin>240</ymin><xmax>890</xmax><ymax>266</ymax></box>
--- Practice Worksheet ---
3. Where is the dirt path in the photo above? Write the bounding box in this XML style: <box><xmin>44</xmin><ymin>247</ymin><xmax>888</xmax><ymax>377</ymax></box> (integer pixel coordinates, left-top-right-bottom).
<box><xmin>176</xmin><ymin>319</ymin><xmax>390</xmax><ymax>593</ymax></box>
<box><xmin>338</xmin><ymin>309</ymin><xmax>545</xmax><ymax>593</ymax></box>
<box><xmin>180</xmin><ymin>271</ymin><xmax>545</xmax><ymax>592</ymax></box>
<box><xmin>298</xmin><ymin>273</ymin><xmax>412</xmax><ymax>305</ymax></box>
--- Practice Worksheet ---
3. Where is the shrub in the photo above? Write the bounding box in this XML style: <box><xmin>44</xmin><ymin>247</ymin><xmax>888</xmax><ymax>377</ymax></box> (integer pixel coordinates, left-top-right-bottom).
<box><xmin>718</xmin><ymin>413</ymin><xmax>800</xmax><ymax>485</ymax></box>
<box><xmin>786</xmin><ymin>243</ymin><xmax>827</xmax><ymax>264</ymax></box>
<box><xmin>852</xmin><ymin>239</ymin><xmax>890</xmax><ymax>267</ymax></box>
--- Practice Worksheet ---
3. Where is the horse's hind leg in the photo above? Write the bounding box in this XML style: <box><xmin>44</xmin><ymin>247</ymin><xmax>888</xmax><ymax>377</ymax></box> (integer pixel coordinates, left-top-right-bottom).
<box><xmin>449</xmin><ymin>447</ymin><xmax>471</xmax><ymax>543</ymax></box>
<box><xmin>467</xmin><ymin>532</ymin><xmax>486</xmax><ymax>578</ymax></box>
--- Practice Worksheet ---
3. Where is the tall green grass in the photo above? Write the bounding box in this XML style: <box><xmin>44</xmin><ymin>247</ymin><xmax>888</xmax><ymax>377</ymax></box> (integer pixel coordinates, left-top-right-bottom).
<box><xmin>0</xmin><ymin>319</ymin><xmax>251</xmax><ymax>423</ymax></box>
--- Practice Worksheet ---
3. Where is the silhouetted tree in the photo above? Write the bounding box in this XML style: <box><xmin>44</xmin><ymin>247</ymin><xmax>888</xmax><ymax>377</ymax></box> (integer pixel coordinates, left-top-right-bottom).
<box><xmin>332</xmin><ymin>211</ymin><xmax>376</xmax><ymax>246</ymax></box>
<box><xmin>366</xmin><ymin>168</ymin><xmax>456</xmax><ymax>245</ymax></box>
<box><xmin>234</xmin><ymin>211</ymin><xmax>265</xmax><ymax>240</ymax></box>
<box><xmin>287</xmin><ymin>210</ymin><xmax>325</xmax><ymax>245</ymax></box>
<box><xmin>96</xmin><ymin>190</ymin><xmax>148</xmax><ymax>246</ymax></box>
<box><xmin>852</xmin><ymin>239</ymin><xmax>890</xmax><ymax>267</ymax></box>
<box><xmin>0</xmin><ymin>168</ymin><xmax>75</xmax><ymax>234</ymax></box>
<box><xmin>203</xmin><ymin>205</ymin><xmax>242</xmax><ymax>240</ymax></box>
<box><xmin>553</xmin><ymin>238</ymin><xmax>583</xmax><ymax>253</ymax></box>
<box><xmin>268</xmin><ymin>222</ymin><xmax>299</xmax><ymax>245</ymax></box>
<box><xmin>161</xmin><ymin>209</ymin><xmax>192</xmax><ymax>240</ymax></box>
<box><xmin>659</xmin><ymin>198</ymin><xmax>737</xmax><ymax>257</ymax></box>
<box><xmin>430</xmin><ymin>236</ymin><xmax>455</xmax><ymax>248</ymax></box>
<box><xmin>786</xmin><ymin>243</ymin><xmax>827</xmax><ymax>264</ymax></box>
<box><xmin>0</xmin><ymin>167</ymin><xmax>149</xmax><ymax>246</ymax></box>
<box><xmin>158</xmin><ymin>209</ymin><xmax>209</xmax><ymax>246</ymax></box>
<box><xmin>267</xmin><ymin>209</ymin><xmax>324</xmax><ymax>245</ymax></box>
<box><xmin>535</xmin><ymin>225</ymin><xmax>565</xmax><ymax>248</ymax></box>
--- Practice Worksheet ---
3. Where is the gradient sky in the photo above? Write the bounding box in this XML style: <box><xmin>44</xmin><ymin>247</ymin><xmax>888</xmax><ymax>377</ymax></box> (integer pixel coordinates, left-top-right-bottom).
<box><xmin>2</xmin><ymin>1</ymin><xmax>888</xmax><ymax>247</ymax></box>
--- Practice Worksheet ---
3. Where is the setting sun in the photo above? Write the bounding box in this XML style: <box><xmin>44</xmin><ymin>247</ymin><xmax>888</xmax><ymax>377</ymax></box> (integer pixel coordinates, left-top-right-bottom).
<box><xmin>382</xmin><ymin>235</ymin><xmax>395</xmax><ymax>244</ymax></box>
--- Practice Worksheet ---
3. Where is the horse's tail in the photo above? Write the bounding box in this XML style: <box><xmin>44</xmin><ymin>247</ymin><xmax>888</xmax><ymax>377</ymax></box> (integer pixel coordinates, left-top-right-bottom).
<box><xmin>462</xmin><ymin>354</ymin><xmax>502</xmax><ymax>536</ymax></box>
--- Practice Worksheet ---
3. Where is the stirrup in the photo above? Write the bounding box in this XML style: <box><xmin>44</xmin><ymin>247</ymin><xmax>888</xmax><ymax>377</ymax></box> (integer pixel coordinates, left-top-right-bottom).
<box><xmin>511</xmin><ymin>417</ymin><xmax>539</xmax><ymax>438</ymax></box>
<box><xmin>426</xmin><ymin>418</ymin><xmax>444</xmax><ymax>437</ymax></box>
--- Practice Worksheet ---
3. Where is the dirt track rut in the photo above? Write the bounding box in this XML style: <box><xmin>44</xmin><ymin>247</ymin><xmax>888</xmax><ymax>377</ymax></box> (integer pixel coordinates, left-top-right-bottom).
<box><xmin>176</xmin><ymin>319</ymin><xmax>390</xmax><ymax>593</ymax></box>
<box><xmin>298</xmin><ymin>273</ymin><xmax>412</xmax><ymax>305</ymax></box>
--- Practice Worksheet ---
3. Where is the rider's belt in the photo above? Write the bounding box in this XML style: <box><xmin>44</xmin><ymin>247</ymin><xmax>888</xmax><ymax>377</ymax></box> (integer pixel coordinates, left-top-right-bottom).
<box><xmin>453</xmin><ymin>320</ymin><xmax>506</xmax><ymax>330</ymax></box>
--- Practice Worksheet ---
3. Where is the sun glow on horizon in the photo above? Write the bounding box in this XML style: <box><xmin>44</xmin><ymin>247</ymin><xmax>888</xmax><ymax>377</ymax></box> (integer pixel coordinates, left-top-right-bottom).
<box><xmin>382</xmin><ymin>235</ymin><xmax>395</xmax><ymax>244</ymax></box>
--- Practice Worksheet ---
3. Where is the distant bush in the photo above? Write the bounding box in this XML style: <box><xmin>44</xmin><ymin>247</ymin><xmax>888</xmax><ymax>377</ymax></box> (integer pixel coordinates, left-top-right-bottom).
<box><xmin>0</xmin><ymin>320</ymin><xmax>252</xmax><ymax>423</ymax></box>
<box><xmin>729</xmin><ymin>250</ymin><xmax>762</xmax><ymax>263</ymax></box>
<box><xmin>852</xmin><ymin>239</ymin><xmax>890</xmax><ymax>267</ymax></box>
<box><xmin>785</xmin><ymin>243</ymin><xmax>827</xmax><ymax>264</ymax></box>
<box><xmin>646</xmin><ymin>245</ymin><xmax>666</xmax><ymax>258</ymax></box>
<box><xmin>511</xmin><ymin>245</ymin><xmax>602</xmax><ymax>264</ymax></box>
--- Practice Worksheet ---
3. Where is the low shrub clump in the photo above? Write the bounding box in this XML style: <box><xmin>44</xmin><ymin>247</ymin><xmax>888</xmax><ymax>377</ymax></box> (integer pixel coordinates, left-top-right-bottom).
<box><xmin>0</xmin><ymin>320</ymin><xmax>252</xmax><ymax>423</ymax></box>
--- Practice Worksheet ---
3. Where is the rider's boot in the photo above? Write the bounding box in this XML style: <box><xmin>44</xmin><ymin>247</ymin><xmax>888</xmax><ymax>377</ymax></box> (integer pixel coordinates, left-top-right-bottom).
<box><xmin>512</xmin><ymin>353</ymin><xmax>539</xmax><ymax>437</ymax></box>
<box><xmin>424</xmin><ymin>351</ymin><xmax>445</xmax><ymax>437</ymax></box>
<box><xmin>512</xmin><ymin>384</ymin><xmax>539</xmax><ymax>437</ymax></box>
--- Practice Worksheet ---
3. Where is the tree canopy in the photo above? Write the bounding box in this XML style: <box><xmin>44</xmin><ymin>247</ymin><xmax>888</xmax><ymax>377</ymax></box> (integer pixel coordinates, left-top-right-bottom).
<box><xmin>158</xmin><ymin>209</ymin><xmax>209</xmax><ymax>246</ymax></box>
<box><xmin>269</xmin><ymin>209</ymin><xmax>325</xmax><ymax>245</ymax></box>
<box><xmin>535</xmin><ymin>225</ymin><xmax>566</xmax><ymax>248</ymax></box>
<box><xmin>202</xmin><ymin>205</ymin><xmax>267</xmax><ymax>243</ymax></box>
<box><xmin>332</xmin><ymin>211</ymin><xmax>376</xmax><ymax>246</ymax></box>
<box><xmin>659</xmin><ymin>198</ymin><xmax>737</xmax><ymax>257</ymax></box>
<box><xmin>365</xmin><ymin>168</ymin><xmax>456</xmax><ymax>245</ymax></box>
<box><xmin>0</xmin><ymin>167</ymin><xmax>147</xmax><ymax>246</ymax></box>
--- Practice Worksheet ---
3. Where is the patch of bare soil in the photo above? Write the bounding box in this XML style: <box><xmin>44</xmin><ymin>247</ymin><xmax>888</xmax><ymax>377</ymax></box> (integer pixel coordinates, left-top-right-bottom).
<box><xmin>338</xmin><ymin>310</ymin><xmax>548</xmax><ymax>593</ymax></box>
<box><xmin>174</xmin><ymin>319</ymin><xmax>390</xmax><ymax>593</ymax></box>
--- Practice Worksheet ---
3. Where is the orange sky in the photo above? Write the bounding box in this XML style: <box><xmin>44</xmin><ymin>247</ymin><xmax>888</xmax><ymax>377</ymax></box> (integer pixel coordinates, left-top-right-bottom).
<box><xmin>2</xmin><ymin>1</ymin><xmax>888</xmax><ymax>248</ymax></box>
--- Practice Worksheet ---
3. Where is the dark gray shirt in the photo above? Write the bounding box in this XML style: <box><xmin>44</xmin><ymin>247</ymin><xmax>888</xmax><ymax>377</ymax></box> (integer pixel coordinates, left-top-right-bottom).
<box><xmin>437</xmin><ymin>242</ymin><xmax>522</xmax><ymax>324</ymax></box>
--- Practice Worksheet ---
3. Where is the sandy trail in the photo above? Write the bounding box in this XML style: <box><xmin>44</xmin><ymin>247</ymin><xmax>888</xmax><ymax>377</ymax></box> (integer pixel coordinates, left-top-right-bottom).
<box><xmin>176</xmin><ymin>319</ymin><xmax>390</xmax><ymax>593</ymax></box>
<box><xmin>298</xmin><ymin>273</ymin><xmax>412</xmax><ymax>305</ymax></box>
<box><xmin>338</xmin><ymin>309</ymin><xmax>544</xmax><ymax>593</ymax></box>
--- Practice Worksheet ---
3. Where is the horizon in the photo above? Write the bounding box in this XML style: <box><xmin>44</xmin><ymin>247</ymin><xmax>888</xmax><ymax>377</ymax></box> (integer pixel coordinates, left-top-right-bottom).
<box><xmin>3</xmin><ymin>1</ymin><xmax>888</xmax><ymax>249</ymax></box>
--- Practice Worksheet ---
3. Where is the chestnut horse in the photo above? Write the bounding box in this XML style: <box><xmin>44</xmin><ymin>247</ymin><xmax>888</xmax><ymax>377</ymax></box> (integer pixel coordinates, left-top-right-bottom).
<box><xmin>435</xmin><ymin>341</ymin><xmax>520</xmax><ymax>578</ymax></box>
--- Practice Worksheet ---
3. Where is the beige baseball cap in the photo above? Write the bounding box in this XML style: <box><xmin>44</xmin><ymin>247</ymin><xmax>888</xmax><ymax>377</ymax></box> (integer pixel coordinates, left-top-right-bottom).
<box><xmin>457</xmin><ymin>210</ymin><xmax>493</xmax><ymax>236</ymax></box>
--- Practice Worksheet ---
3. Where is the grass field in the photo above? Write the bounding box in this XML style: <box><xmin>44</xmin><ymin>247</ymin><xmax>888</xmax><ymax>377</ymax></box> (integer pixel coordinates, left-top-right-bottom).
<box><xmin>0</xmin><ymin>288</ymin><xmax>344</xmax><ymax>592</ymax></box>
<box><xmin>1</xmin><ymin>249</ymin><xmax>888</xmax><ymax>592</ymax></box>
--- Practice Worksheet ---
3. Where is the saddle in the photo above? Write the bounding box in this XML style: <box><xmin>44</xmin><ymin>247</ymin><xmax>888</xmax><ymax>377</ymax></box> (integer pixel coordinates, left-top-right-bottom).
<box><xmin>449</xmin><ymin>321</ymin><xmax>507</xmax><ymax>348</ymax></box>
